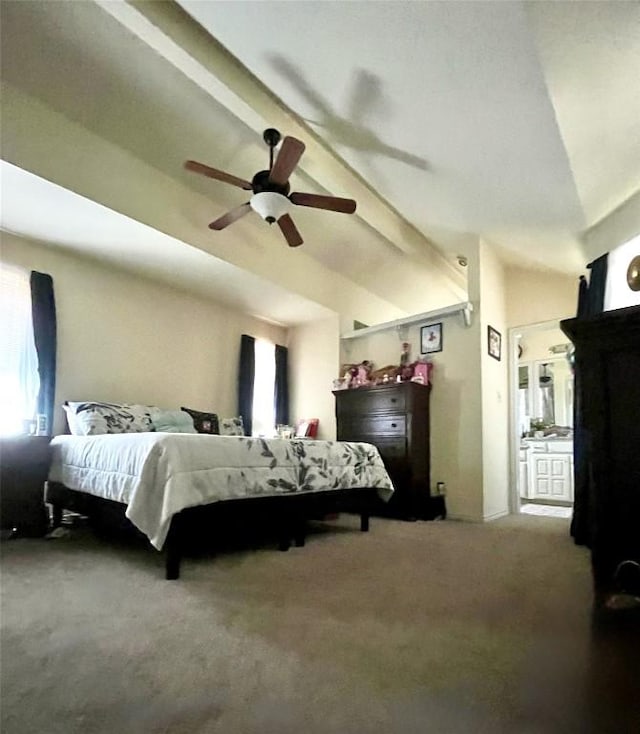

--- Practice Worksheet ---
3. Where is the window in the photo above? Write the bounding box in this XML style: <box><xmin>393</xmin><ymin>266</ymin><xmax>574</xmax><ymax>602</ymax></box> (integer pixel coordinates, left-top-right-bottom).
<box><xmin>0</xmin><ymin>264</ymin><xmax>40</xmax><ymax>435</ymax></box>
<box><xmin>238</xmin><ymin>334</ymin><xmax>288</xmax><ymax>437</ymax></box>
<box><xmin>251</xmin><ymin>338</ymin><xmax>276</xmax><ymax>437</ymax></box>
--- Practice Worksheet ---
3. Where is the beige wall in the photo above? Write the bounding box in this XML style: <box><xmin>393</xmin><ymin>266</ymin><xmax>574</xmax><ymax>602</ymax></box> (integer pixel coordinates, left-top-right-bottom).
<box><xmin>505</xmin><ymin>266</ymin><xmax>578</xmax><ymax>328</ymax></box>
<box><xmin>479</xmin><ymin>241</ymin><xmax>509</xmax><ymax>520</ymax></box>
<box><xmin>1</xmin><ymin>233</ymin><xmax>286</xmax><ymax>435</ymax></box>
<box><xmin>287</xmin><ymin>316</ymin><xmax>340</xmax><ymax>440</ymax></box>
<box><xmin>425</xmin><ymin>316</ymin><xmax>484</xmax><ymax>522</ymax></box>
<box><xmin>437</xmin><ymin>240</ymin><xmax>483</xmax><ymax>521</ymax></box>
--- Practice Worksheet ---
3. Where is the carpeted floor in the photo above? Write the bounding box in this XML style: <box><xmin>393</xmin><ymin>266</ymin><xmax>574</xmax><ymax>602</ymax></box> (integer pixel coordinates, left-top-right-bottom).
<box><xmin>520</xmin><ymin>503</ymin><xmax>573</xmax><ymax>519</ymax></box>
<box><xmin>1</xmin><ymin>514</ymin><xmax>638</xmax><ymax>733</ymax></box>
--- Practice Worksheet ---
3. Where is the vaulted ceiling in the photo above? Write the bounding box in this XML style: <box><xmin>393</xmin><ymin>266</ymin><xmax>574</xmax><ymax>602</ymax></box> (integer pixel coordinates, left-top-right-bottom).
<box><xmin>1</xmin><ymin>1</ymin><xmax>639</xmax><ymax>322</ymax></box>
<box><xmin>178</xmin><ymin>0</ymin><xmax>640</xmax><ymax>272</ymax></box>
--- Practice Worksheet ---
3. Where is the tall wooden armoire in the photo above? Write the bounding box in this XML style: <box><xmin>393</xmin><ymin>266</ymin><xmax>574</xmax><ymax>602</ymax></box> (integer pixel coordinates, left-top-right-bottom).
<box><xmin>561</xmin><ymin>305</ymin><xmax>640</xmax><ymax>595</ymax></box>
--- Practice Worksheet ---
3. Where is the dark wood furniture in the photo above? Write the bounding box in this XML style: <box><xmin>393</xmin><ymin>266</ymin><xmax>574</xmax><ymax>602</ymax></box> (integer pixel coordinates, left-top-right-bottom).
<box><xmin>45</xmin><ymin>481</ymin><xmax>378</xmax><ymax>580</ymax></box>
<box><xmin>561</xmin><ymin>305</ymin><xmax>640</xmax><ymax>599</ymax></box>
<box><xmin>1</xmin><ymin>435</ymin><xmax>51</xmax><ymax>537</ymax></box>
<box><xmin>334</xmin><ymin>382</ymin><xmax>440</xmax><ymax>519</ymax></box>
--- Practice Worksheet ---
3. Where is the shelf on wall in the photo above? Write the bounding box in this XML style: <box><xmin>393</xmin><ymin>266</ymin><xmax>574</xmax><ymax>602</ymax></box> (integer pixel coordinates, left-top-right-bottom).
<box><xmin>340</xmin><ymin>301</ymin><xmax>474</xmax><ymax>340</ymax></box>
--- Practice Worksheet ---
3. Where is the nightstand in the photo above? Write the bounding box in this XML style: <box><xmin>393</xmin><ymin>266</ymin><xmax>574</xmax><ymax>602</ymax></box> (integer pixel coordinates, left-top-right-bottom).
<box><xmin>0</xmin><ymin>435</ymin><xmax>52</xmax><ymax>537</ymax></box>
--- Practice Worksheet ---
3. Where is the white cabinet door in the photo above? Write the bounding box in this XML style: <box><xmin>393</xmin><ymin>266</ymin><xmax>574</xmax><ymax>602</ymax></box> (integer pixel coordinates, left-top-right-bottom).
<box><xmin>530</xmin><ymin>454</ymin><xmax>572</xmax><ymax>502</ymax></box>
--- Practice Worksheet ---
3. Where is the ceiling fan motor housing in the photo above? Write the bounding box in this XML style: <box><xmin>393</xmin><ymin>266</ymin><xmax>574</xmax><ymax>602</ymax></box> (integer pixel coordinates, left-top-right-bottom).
<box><xmin>251</xmin><ymin>170</ymin><xmax>290</xmax><ymax>196</ymax></box>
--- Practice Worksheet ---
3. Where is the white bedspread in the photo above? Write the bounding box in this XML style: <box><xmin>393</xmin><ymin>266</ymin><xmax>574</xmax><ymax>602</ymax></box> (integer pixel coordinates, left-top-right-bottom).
<box><xmin>49</xmin><ymin>433</ymin><xmax>394</xmax><ymax>550</ymax></box>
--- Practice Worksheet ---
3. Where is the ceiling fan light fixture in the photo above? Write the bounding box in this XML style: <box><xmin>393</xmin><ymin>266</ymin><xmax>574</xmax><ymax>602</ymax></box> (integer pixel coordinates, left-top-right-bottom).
<box><xmin>250</xmin><ymin>191</ymin><xmax>290</xmax><ymax>224</ymax></box>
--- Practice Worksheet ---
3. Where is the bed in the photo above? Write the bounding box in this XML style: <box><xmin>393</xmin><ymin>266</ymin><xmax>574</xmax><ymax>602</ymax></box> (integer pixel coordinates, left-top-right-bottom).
<box><xmin>46</xmin><ymin>433</ymin><xmax>394</xmax><ymax>579</ymax></box>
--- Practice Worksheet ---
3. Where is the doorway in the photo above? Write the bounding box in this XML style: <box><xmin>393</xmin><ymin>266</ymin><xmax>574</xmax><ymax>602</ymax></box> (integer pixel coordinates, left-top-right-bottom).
<box><xmin>509</xmin><ymin>320</ymin><xmax>574</xmax><ymax>518</ymax></box>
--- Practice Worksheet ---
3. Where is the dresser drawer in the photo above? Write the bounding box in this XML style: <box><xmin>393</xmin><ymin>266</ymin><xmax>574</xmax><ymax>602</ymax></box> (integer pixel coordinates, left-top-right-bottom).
<box><xmin>371</xmin><ymin>437</ymin><xmax>407</xmax><ymax>461</ymax></box>
<box><xmin>335</xmin><ymin>386</ymin><xmax>406</xmax><ymax>417</ymax></box>
<box><xmin>340</xmin><ymin>415</ymin><xmax>406</xmax><ymax>437</ymax></box>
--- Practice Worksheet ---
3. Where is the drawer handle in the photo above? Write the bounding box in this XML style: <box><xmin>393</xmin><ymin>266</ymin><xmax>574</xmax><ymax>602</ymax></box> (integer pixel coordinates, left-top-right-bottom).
<box><xmin>390</xmin><ymin>398</ymin><xmax>397</xmax><ymax>403</ymax></box>
<box><xmin>391</xmin><ymin>423</ymin><xmax>397</xmax><ymax>428</ymax></box>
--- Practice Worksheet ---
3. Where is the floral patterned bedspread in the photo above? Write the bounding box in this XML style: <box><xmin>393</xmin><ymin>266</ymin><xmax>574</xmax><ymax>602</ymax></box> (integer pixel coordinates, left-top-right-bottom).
<box><xmin>49</xmin><ymin>434</ymin><xmax>394</xmax><ymax>550</ymax></box>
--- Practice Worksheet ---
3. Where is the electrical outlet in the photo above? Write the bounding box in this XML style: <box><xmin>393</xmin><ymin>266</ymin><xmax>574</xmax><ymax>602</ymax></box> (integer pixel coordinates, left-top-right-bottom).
<box><xmin>436</xmin><ymin>481</ymin><xmax>446</xmax><ymax>495</ymax></box>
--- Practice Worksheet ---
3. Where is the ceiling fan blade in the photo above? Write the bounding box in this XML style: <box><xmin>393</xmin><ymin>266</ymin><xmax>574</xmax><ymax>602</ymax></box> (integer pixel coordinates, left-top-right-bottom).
<box><xmin>269</xmin><ymin>137</ymin><xmax>305</xmax><ymax>186</ymax></box>
<box><xmin>185</xmin><ymin>160</ymin><xmax>252</xmax><ymax>191</ymax></box>
<box><xmin>277</xmin><ymin>214</ymin><xmax>304</xmax><ymax>247</ymax></box>
<box><xmin>209</xmin><ymin>203</ymin><xmax>251</xmax><ymax>230</ymax></box>
<box><xmin>290</xmin><ymin>192</ymin><xmax>357</xmax><ymax>214</ymax></box>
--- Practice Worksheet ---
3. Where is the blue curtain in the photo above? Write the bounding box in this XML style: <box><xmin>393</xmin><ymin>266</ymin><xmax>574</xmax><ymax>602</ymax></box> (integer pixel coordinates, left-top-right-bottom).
<box><xmin>577</xmin><ymin>254</ymin><xmax>608</xmax><ymax>318</ymax></box>
<box><xmin>576</xmin><ymin>275</ymin><xmax>588</xmax><ymax>318</ymax></box>
<box><xmin>30</xmin><ymin>272</ymin><xmax>57</xmax><ymax>434</ymax></box>
<box><xmin>274</xmin><ymin>344</ymin><xmax>289</xmax><ymax>426</ymax></box>
<box><xmin>238</xmin><ymin>334</ymin><xmax>255</xmax><ymax>436</ymax></box>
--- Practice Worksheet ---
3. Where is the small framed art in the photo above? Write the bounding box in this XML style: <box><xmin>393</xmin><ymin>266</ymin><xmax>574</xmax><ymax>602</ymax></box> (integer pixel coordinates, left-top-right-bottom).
<box><xmin>488</xmin><ymin>325</ymin><xmax>502</xmax><ymax>361</ymax></box>
<box><xmin>421</xmin><ymin>322</ymin><xmax>443</xmax><ymax>354</ymax></box>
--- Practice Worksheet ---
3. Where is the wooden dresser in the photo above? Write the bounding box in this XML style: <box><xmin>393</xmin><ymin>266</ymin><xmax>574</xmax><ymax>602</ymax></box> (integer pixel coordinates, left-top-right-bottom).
<box><xmin>333</xmin><ymin>382</ymin><xmax>436</xmax><ymax>519</ymax></box>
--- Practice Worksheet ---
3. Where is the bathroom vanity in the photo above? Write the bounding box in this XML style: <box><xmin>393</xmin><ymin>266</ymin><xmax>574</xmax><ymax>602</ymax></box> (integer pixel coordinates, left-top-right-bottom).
<box><xmin>519</xmin><ymin>437</ymin><xmax>574</xmax><ymax>503</ymax></box>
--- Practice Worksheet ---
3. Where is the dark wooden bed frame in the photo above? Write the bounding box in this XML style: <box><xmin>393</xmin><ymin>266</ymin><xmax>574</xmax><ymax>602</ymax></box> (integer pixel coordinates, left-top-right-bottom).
<box><xmin>45</xmin><ymin>481</ymin><xmax>377</xmax><ymax>580</ymax></box>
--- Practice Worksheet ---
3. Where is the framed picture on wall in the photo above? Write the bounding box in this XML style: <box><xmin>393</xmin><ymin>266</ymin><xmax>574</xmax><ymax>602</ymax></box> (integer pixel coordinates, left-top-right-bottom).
<box><xmin>488</xmin><ymin>325</ymin><xmax>502</xmax><ymax>361</ymax></box>
<box><xmin>420</xmin><ymin>322</ymin><xmax>443</xmax><ymax>354</ymax></box>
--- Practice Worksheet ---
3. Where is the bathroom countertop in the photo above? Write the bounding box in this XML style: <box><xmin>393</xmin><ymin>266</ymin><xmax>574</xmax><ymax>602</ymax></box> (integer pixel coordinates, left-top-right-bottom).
<box><xmin>524</xmin><ymin>436</ymin><xmax>573</xmax><ymax>441</ymax></box>
<box><xmin>521</xmin><ymin>436</ymin><xmax>573</xmax><ymax>449</ymax></box>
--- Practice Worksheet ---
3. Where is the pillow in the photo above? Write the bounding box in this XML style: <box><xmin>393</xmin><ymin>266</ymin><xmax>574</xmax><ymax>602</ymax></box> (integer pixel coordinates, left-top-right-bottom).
<box><xmin>62</xmin><ymin>403</ymin><xmax>81</xmax><ymax>435</ymax></box>
<box><xmin>180</xmin><ymin>407</ymin><xmax>219</xmax><ymax>435</ymax></box>
<box><xmin>63</xmin><ymin>402</ymin><xmax>154</xmax><ymax>436</ymax></box>
<box><xmin>149</xmin><ymin>408</ymin><xmax>198</xmax><ymax>434</ymax></box>
<box><xmin>219</xmin><ymin>416</ymin><xmax>245</xmax><ymax>436</ymax></box>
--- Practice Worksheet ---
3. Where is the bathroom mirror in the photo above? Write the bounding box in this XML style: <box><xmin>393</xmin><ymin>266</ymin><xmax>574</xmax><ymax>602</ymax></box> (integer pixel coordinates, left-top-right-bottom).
<box><xmin>519</xmin><ymin>357</ymin><xmax>573</xmax><ymax>432</ymax></box>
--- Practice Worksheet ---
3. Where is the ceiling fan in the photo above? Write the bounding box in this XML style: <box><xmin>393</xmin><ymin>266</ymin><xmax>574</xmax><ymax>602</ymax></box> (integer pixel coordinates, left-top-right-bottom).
<box><xmin>185</xmin><ymin>128</ymin><xmax>357</xmax><ymax>247</ymax></box>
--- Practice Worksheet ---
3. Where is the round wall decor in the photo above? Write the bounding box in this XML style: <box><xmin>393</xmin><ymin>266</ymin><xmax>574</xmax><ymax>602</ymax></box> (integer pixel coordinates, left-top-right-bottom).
<box><xmin>627</xmin><ymin>255</ymin><xmax>640</xmax><ymax>291</ymax></box>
